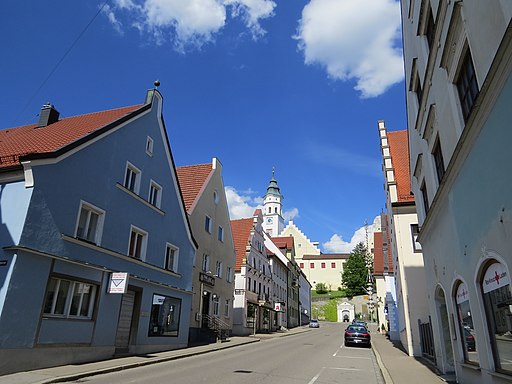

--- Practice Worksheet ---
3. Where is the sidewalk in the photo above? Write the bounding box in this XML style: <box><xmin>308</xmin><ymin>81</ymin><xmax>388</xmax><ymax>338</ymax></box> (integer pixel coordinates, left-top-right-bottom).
<box><xmin>369</xmin><ymin>326</ymin><xmax>457</xmax><ymax>384</ymax></box>
<box><xmin>0</xmin><ymin>327</ymin><xmax>310</xmax><ymax>384</ymax></box>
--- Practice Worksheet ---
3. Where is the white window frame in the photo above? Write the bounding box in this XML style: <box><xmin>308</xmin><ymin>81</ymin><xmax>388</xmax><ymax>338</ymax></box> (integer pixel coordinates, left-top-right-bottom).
<box><xmin>218</xmin><ymin>226</ymin><xmax>224</xmax><ymax>242</ymax></box>
<box><xmin>205</xmin><ymin>215</ymin><xmax>212</xmax><ymax>234</ymax></box>
<box><xmin>202</xmin><ymin>254</ymin><xmax>210</xmax><ymax>273</ymax></box>
<box><xmin>146</xmin><ymin>136</ymin><xmax>154</xmax><ymax>156</ymax></box>
<box><xmin>148</xmin><ymin>180</ymin><xmax>162</xmax><ymax>208</ymax></box>
<box><xmin>215</xmin><ymin>260</ymin><xmax>223</xmax><ymax>278</ymax></box>
<box><xmin>43</xmin><ymin>277</ymin><xmax>97</xmax><ymax>319</ymax></box>
<box><xmin>212</xmin><ymin>294</ymin><xmax>220</xmax><ymax>316</ymax></box>
<box><xmin>124</xmin><ymin>161</ymin><xmax>141</xmax><ymax>194</ymax></box>
<box><xmin>75</xmin><ymin>201</ymin><xmax>105</xmax><ymax>245</ymax></box>
<box><xmin>165</xmin><ymin>243</ymin><xmax>179</xmax><ymax>272</ymax></box>
<box><xmin>224</xmin><ymin>299</ymin><xmax>230</xmax><ymax>317</ymax></box>
<box><xmin>226</xmin><ymin>266</ymin><xmax>233</xmax><ymax>283</ymax></box>
<box><xmin>128</xmin><ymin>225</ymin><xmax>148</xmax><ymax>261</ymax></box>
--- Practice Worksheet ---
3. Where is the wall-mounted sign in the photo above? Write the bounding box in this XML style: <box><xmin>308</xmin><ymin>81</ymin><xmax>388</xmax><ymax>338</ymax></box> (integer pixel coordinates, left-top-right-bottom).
<box><xmin>108</xmin><ymin>272</ymin><xmax>128</xmax><ymax>294</ymax></box>
<box><xmin>199</xmin><ymin>272</ymin><xmax>215</xmax><ymax>286</ymax></box>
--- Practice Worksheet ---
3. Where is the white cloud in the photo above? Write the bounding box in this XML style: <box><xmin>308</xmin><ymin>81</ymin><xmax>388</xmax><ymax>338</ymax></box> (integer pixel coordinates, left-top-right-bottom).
<box><xmin>106</xmin><ymin>0</ymin><xmax>276</xmax><ymax>52</ymax></box>
<box><xmin>225</xmin><ymin>186</ymin><xmax>262</xmax><ymax>219</ymax></box>
<box><xmin>295</xmin><ymin>0</ymin><xmax>404</xmax><ymax>98</ymax></box>
<box><xmin>102</xmin><ymin>4</ymin><xmax>124</xmax><ymax>35</ymax></box>
<box><xmin>225</xmin><ymin>0</ymin><xmax>276</xmax><ymax>39</ymax></box>
<box><xmin>225</xmin><ymin>186</ymin><xmax>299</xmax><ymax>222</ymax></box>
<box><xmin>283</xmin><ymin>208</ymin><xmax>299</xmax><ymax>221</ymax></box>
<box><xmin>323</xmin><ymin>219</ymin><xmax>377</xmax><ymax>253</ymax></box>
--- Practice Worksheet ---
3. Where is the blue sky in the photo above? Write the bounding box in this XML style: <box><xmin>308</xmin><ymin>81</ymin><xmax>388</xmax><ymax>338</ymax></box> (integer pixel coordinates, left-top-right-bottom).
<box><xmin>1</xmin><ymin>0</ymin><xmax>405</xmax><ymax>253</ymax></box>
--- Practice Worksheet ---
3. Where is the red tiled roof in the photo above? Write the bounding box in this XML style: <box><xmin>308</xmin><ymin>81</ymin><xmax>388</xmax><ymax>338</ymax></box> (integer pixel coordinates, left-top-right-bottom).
<box><xmin>231</xmin><ymin>218</ymin><xmax>254</xmax><ymax>272</ymax></box>
<box><xmin>271</xmin><ymin>236</ymin><xmax>294</xmax><ymax>251</ymax></box>
<box><xmin>0</xmin><ymin>105</ymin><xmax>144</xmax><ymax>169</ymax></box>
<box><xmin>176</xmin><ymin>163</ymin><xmax>213</xmax><ymax>212</ymax></box>
<box><xmin>373</xmin><ymin>231</ymin><xmax>384</xmax><ymax>275</ymax></box>
<box><xmin>302</xmin><ymin>253</ymin><xmax>350</xmax><ymax>260</ymax></box>
<box><xmin>387</xmin><ymin>130</ymin><xmax>414</xmax><ymax>203</ymax></box>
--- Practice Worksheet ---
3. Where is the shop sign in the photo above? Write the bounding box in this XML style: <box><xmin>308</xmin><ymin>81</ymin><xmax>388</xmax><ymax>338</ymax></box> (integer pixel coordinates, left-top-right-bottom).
<box><xmin>108</xmin><ymin>272</ymin><xmax>128</xmax><ymax>293</ymax></box>
<box><xmin>274</xmin><ymin>302</ymin><xmax>281</xmax><ymax>311</ymax></box>
<box><xmin>483</xmin><ymin>262</ymin><xmax>510</xmax><ymax>293</ymax></box>
<box><xmin>199</xmin><ymin>272</ymin><xmax>215</xmax><ymax>286</ymax></box>
<box><xmin>456</xmin><ymin>283</ymin><xmax>469</xmax><ymax>304</ymax></box>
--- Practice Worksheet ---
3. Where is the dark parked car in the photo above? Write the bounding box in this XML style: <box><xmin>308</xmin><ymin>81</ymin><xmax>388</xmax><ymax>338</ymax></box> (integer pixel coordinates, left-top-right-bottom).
<box><xmin>309</xmin><ymin>319</ymin><xmax>320</xmax><ymax>328</ymax></box>
<box><xmin>464</xmin><ymin>328</ymin><xmax>476</xmax><ymax>351</ymax></box>
<box><xmin>344</xmin><ymin>325</ymin><xmax>371</xmax><ymax>347</ymax></box>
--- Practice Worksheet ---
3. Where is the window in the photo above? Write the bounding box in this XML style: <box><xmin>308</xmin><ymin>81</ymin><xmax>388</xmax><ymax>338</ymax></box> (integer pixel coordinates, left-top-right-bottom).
<box><xmin>321</xmin><ymin>263</ymin><xmax>326</xmax><ymax>269</ymax></box>
<box><xmin>218</xmin><ymin>226</ymin><xmax>224</xmax><ymax>242</ymax></box>
<box><xmin>432</xmin><ymin>138</ymin><xmax>445</xmax><ymax>183</ymax></box>
<box><xmin>421</xmin><ymin>181</ymin><xmax>429</xmax><ymax>214</ymax></box>
<box><xmin>149</xmin><ymin>180</ymin><xmax>162</xmax><ymax>208</ymax></box>
<box><xmin>202</xmin><ymin>254</ymin><xmax>210</xmax><ymax>273</ymax></box>
<box><xmin>215</xmin><ymin>261</ymin><xmax>223</xmax><ymax>278</ymax></box>
<box><xmin>165</xmin><ymin>244</ymin><xmax>179</xmax><ymax>272</ymax></box>
<box><xmin>212</xmin><ymin>294</ymin><xmax>220</xmax><ymax>316</ymax></box>
<box><xmin>247</xmin><ymin>277</ymin><xmax>251</xmax><ymax>291</ymax></box>
<box><xmin>418</xmin><ymin>2</ymin><xmax>435</xmax><ymax>50</ymax></box>
<box><xmin>128</xmin><ymin>226</ymin><xmax>147</xmax><ymax>260</ymax></box>
<box><xmin>482</xmin><ymin>262</ymin><xmax>511</xmax><ymax>373</ymax></box>
<box><xmin>146</xmin><ymin>136</ymin><xmax>154</xmax><ymax>156</ymax></box>
<box><xmin>76</xmin><ymin>202</ymin><xmax>104</xmax><ymax>245</ymax></box>
<box><xmin>226</xmin><ymin>267</ymin><xmax>233</xmax><ymax>283</ymax></box>
<box><xmin>224</xmin><ymin>299</ymin><xmax>230</xmax><ymax>317</ymax></box>
<box><xmin>455</xmin><ymin>282</ymin><xmax>479</xmax><ymax>365</ymax></box>
<box><xmin>149</xmin><ymin>294</ymin><xmax>181</xmax><ymax>337</ymax></box>
<box><xmin>43</xmin><ymin>277</ymin><xmax>97</xmax><ymax>319</ymax></box>
<box><xmin>213</xmin><ymin>190</ymin><xmax>219</xmax><ymax>204</ymax></box>
<box><xmin>331</xmin><ymin>262</ymin><xmax>336</xmax><ymax>268</ymax></box>
<box><xmin>456</xmin><ymin>49</ymin><xmax>479</xmax><ymax>122</ymax></box>
<box><xmin>205</xmin><ymin>216</ymin><xmax>212</xmax><ymax>233</ymax></box>
<box><xmin>310</xmin><ymin>263</ymin><xmax>315</xmax><ymax>269</ymax></box>
<box><xmin>411</xmin><ymin>224</ymin><xmax>422</xmax><ymax>252</ymax></box>
<box><xmin>410</xmin><ymin>59</ymin><xmax>423</xmax><ymax>106</ymax></box>
<box><xmin>299</xmin><ymin>262</ymin><xmax>304</xmax><ymax>269</ymax></box>
<box><xmin>124</xmin><ymin>162</ymin><xmax>141</xmax><ymax>194</ymax></box>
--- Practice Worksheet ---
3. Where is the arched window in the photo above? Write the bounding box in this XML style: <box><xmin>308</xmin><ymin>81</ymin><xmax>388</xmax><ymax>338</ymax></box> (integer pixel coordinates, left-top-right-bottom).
<box><xmin>455</xmin><ymin>282</ymin><xmax>479</xmax><ymax>365</ymax></box>
<box><xmin>482</xmin><ymin>261</ymin><xmax>512</xmax><ymax>373</ymax></box>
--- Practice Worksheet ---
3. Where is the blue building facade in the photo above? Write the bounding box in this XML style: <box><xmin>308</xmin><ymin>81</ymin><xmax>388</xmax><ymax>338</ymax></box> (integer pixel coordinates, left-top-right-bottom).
<box><xmin>0</xmin><ymin>90</ymin><xmax>196</xmax><ymax>374</ymax></box>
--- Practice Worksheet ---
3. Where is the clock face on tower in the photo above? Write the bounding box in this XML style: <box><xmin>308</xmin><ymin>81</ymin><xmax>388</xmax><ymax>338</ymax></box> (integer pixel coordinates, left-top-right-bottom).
<box><xmin>267</xmin><ymin>218</ymin><xmax>273</xmax><ymax>224</ymax></box>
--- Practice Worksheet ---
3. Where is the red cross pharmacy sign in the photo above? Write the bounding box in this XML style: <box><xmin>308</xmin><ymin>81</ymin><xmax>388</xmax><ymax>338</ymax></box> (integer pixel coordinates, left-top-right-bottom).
<box><xmin>108</xmin><ymin>272</ymin><xmax>128</xmax><ymax>294</ymax></box>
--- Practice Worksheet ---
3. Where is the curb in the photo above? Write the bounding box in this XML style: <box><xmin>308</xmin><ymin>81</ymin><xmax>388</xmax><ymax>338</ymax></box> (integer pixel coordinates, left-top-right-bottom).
<box><xmin>37</xmin><ymin>338</ymin><xmax>261</xmax><ymax>384</ymax></box>
<box><xmin>371</xmin><ymin>343</ymin><xmax>394</xmax><ymax>384</ymax></box>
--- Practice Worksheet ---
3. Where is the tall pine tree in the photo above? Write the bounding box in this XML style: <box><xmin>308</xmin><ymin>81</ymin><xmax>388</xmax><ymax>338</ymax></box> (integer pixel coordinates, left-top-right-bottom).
<box><xmin>341</xmin><ymin>242</ymin><xmax>369</xmax><ymax>296</ymax></box>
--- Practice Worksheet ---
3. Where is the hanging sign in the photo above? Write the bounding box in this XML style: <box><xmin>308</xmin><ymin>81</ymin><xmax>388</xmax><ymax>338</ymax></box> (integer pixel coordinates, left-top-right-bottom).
<box><xmin>108</xmin><ymin>272</ymin><xmax>128</xmax><ymax>294</ymax></box>
<box><xmin>456</xmin><ymin>283</ymin><xmax>469</xmax><ymax>304</ymax></box>
<box><xmin>483</xmin><ymin>262</ymin><xmax>510</xmax><ymax>294</ymax></box>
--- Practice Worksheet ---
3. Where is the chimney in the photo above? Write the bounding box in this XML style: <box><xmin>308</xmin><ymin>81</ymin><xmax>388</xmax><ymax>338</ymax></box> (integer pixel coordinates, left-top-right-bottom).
<box><xmin>38</xmin><ymin>103</ymin><xmax>60</xmax><ymax>127</ymax></box>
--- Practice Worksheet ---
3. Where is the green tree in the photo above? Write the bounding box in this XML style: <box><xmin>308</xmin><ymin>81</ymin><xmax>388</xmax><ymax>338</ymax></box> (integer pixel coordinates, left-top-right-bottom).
<box><xmin>341</xmin><ymin>242</ymin><xmax>369</xmax><ymax>296</ymax></box>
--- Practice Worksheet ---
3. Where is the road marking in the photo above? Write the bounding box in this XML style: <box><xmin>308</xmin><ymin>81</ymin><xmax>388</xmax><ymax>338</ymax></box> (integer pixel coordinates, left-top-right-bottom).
<box><xmin>333</xmin><ymin>344</ymin><xmax>344</xmax><ymax>356</ymax></box>
<box><xmin>308</xmin><ymin>367</ymin><xmax>361</xmax><ymax>384</ymax></box>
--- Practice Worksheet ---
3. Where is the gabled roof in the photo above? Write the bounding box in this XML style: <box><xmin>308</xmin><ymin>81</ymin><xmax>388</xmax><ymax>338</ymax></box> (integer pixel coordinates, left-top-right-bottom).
<box><xmin>387</xmin><ymin>130</ymin><xmax>415</xmax><ymax>203</ymax></box>
<box><xmin>0</xmin><ymin>105</ymin><xmax>145</xmax><ymax>169</ymax></box>
<box><xmin>231</xmin><ymin>218</ymin><xmax>254</xmax><ymax>271</ymax></box>
<box><xmin>176</xmin><ymin>163</ymin><xmax>213</xmax><ymax>212</ymax></box>
<box><xmin>271</xmin><ymin>236</ymin><xmax>294</xmax><ymax>251</ymax></box>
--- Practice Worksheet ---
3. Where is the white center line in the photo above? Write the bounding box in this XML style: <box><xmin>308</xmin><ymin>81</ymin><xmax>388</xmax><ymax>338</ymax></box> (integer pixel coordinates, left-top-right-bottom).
<box><xmin>308</xmin><ymin>367</ymin><xmax>362</xmax><ymax>384</ymax></box>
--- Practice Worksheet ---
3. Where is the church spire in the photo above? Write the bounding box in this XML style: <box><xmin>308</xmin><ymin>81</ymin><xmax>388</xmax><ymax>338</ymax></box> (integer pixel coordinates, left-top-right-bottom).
<box><xmin>266</xmin><ymin>167</ymin><xmax>282</xmax><ymax>198</ymax></box>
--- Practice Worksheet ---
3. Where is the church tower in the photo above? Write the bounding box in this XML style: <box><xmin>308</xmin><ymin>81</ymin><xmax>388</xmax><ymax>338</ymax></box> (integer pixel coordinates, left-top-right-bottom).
<box><xmin>262</xmin><ymin>168</ymin><xmax>284</xmax><ymax>237</ymax></box>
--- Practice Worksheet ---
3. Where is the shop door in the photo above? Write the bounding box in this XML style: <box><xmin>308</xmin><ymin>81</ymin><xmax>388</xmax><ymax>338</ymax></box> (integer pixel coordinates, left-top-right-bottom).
<box><xmin>115</xmin><ymin>290</ymin><xmax>135</xmax><ymax>353</ymax></box>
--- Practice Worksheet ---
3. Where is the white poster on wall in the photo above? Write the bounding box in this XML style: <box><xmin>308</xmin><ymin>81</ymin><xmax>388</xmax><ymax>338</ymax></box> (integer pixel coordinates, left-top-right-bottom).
<box><xmin>456</xmin><ymin>283</ymin><xmax>469</xmax><ymax>304</ymax></box>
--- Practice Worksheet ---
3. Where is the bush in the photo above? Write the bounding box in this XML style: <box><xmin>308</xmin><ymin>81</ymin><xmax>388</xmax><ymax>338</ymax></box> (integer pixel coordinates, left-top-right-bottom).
<box><xmin>315</xmin><ymin>283</ymin><xmax>328</xmax><ymax>294</ymax></box>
